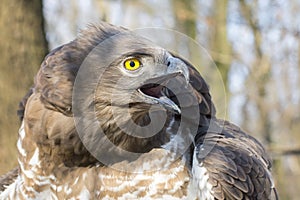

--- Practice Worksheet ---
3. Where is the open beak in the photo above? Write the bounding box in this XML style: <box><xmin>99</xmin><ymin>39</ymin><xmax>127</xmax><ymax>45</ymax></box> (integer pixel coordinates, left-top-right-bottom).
<box><xmin>137</xmin><ymin>58</ymin><xmax>189</xmax><ymax>114</ymax></box>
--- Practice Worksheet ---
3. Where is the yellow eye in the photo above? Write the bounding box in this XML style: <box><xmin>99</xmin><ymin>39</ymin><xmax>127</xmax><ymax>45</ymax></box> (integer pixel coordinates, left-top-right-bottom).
<box><xmin>124</xmin><ymin>58</ymin><xmax>142</xmax><ymax>71</ymax></box>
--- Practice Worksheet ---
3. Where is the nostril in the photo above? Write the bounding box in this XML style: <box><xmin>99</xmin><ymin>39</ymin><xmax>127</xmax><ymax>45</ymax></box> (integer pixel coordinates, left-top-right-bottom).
<box><xmin>167</xmin><ymin>61</ymin><xmax>171</xmax><ymax>66</ymax></box>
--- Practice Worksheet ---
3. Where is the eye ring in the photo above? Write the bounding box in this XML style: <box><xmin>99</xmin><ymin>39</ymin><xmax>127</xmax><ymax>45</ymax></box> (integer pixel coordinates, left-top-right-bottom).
<box><xmin>124</xmin><ymin>58</ymin><xmax>142</xmax><ymax>71</ymax></box>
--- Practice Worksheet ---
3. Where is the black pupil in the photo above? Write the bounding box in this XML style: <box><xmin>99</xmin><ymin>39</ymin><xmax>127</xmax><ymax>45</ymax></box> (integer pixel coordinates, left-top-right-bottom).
<box><xmin>130</xmin><ymin>61</ymin><xmax>135</xmax><ymax>67</ymax></box>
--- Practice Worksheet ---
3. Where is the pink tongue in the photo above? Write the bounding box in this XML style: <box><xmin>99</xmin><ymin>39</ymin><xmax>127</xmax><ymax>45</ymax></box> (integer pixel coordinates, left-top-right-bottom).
<box><xmin>143</xmin><ymin>85</ymin><xmax>163</xmax><ymax>98</ymax></box>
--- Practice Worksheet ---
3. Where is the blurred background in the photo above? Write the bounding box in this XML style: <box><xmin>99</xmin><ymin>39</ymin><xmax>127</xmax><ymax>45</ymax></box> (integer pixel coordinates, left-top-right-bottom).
<box><xmin>0</xmin><ymin>0</ymin><xmax>299</xmax><ymax>199</ymax></box>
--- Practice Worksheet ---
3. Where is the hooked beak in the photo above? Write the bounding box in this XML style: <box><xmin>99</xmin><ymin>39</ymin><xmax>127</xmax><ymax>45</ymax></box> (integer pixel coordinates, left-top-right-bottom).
<box><xmin>137</xmin><ymin>57</ymin><xmax>189</xmax><ymax>114</ymax></box>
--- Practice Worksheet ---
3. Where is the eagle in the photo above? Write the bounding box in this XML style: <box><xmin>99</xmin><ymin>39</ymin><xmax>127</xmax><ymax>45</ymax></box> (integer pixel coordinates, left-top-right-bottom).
<box><xmin>0</xmin><ymin>22</ymin><xmax>277</xmax><ymax>199</ymax></box>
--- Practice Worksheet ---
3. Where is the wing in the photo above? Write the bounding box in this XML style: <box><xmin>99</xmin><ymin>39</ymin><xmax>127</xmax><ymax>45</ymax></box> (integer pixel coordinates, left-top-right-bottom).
<box><xmin>165</xmin><ymin>56</ymin><xmax>277</xmax><ymax>199</ymax></box>
<box><xmin>193</xmin><ymin>120</ymin><xmax>278</xmax><ymax>200</ymax></box>
<box><xmin>0</xmin><ymin>168</ymin><xmax>18</xmax><ymax>192</ymax></box>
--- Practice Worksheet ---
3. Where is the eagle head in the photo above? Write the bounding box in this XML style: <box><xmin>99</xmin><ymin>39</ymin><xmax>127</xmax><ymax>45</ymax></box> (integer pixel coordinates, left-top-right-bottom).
<box><xmin>29</xmin><ymin>23</ymin><xmax>215</xmax><ymax>165</ymax></box>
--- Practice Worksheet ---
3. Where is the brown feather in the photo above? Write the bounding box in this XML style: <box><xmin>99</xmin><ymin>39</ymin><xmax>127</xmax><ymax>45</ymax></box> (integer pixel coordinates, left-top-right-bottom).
<box><xmin>0</xmin><ymin>167</ymin><xmax>18</xmax><ymax>192</ymax></box>
<box><xmin>0</xmin><ymin>21</ymin><xmax>277</xmax><ymax>200</ymax></box>
<box><xmin>196</xmin><ymin>119</ymin><xmax>276</xmax><ymax>199</ymax></box>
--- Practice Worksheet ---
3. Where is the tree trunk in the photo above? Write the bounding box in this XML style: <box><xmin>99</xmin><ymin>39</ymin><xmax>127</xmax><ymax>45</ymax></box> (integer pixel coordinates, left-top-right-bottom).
<box><xmin>173</xmin><ymin>0</ymin><xmax>197</xmax><ymax>39</ymax></box>
<box><xmin>239</xmin><ymin>0</ymin><xmax>272</xmax><ymax>144</ymax></box>
<box><xmin>0</xmin><ymin>0</ymin><xmax>48</xmax><ymax>174</ymax></box>
<box><xmin>210</xmin><ymin>0</ymin><xmax>232</xmax><ymax>98</ymax></box>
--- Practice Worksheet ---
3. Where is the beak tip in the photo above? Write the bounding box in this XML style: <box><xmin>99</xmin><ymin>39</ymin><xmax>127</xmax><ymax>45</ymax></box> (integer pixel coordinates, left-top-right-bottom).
<box><xmin>180</xmin><ymin>69</ymin><xmax>190</xmax><ymax>87</ymax></box>
<box><xmin>158</xmin><ymin>96</ymin><xmax>181</xmax><ymax>115</ymax></box>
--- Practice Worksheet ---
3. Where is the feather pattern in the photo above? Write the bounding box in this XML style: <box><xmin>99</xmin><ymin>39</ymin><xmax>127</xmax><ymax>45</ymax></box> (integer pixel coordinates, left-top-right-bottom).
<box><xmin>0</xmin><ymin>22</ymin><xmax>277</xmax><ymax>200</ymax></box>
